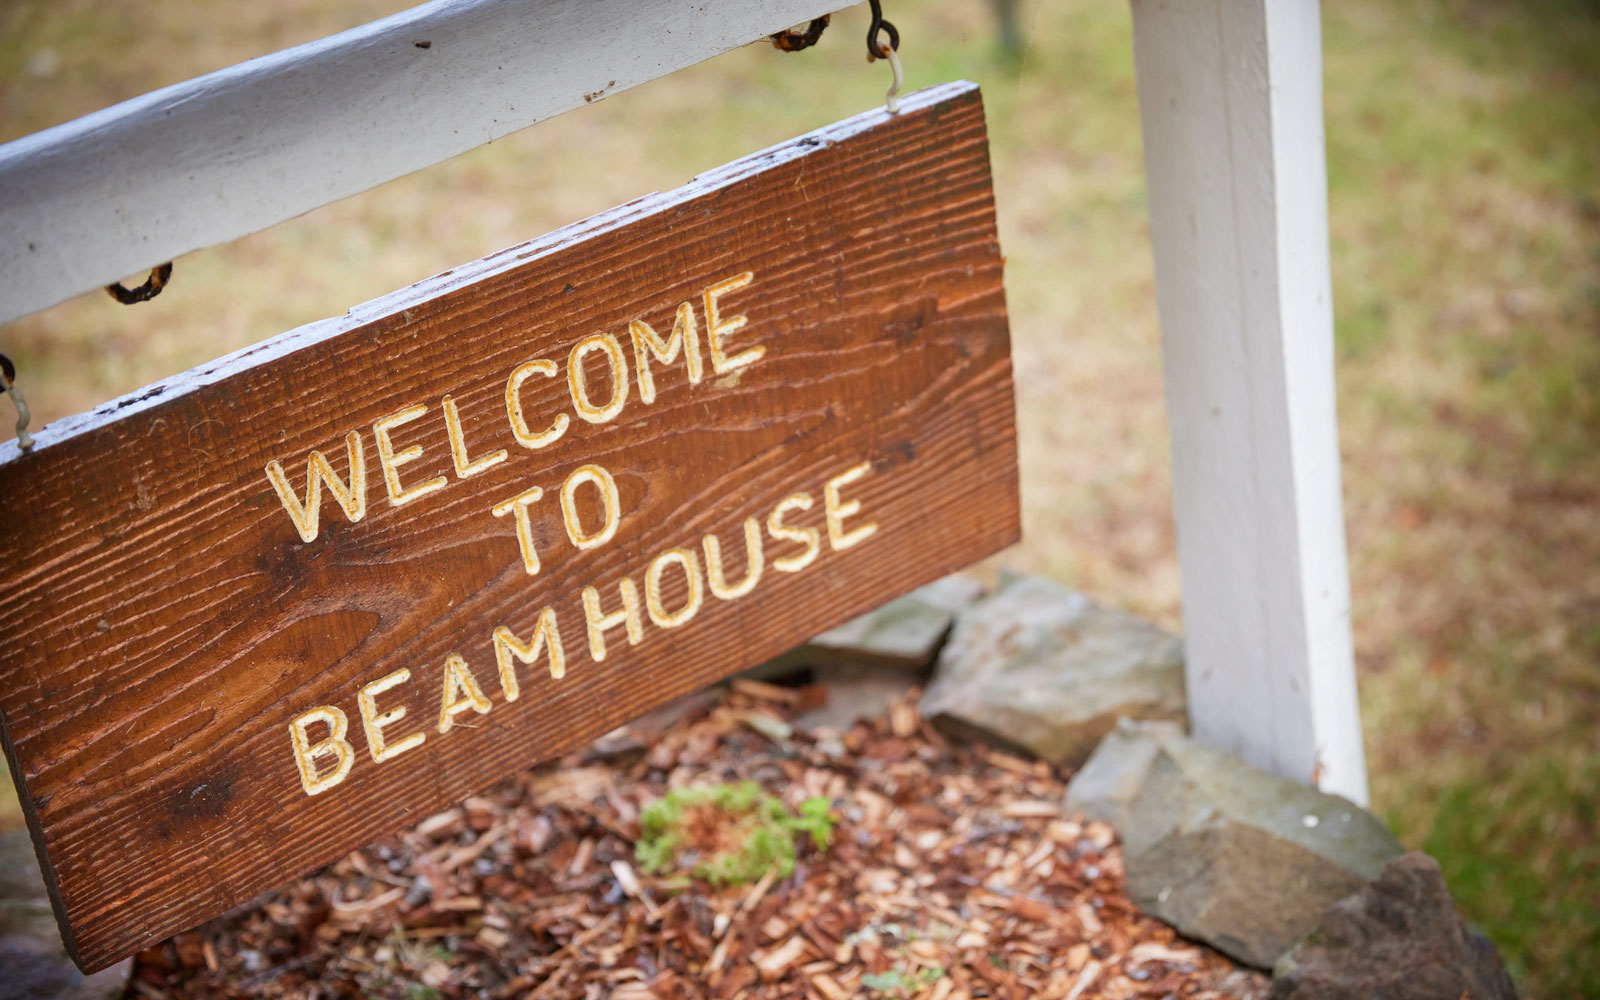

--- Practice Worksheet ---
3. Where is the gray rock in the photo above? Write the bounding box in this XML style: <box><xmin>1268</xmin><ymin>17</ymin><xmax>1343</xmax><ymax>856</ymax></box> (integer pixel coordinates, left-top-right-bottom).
<box><xmin>795</xmin><ymin>663</ymin><xmax>918</xmax><ymax>731</ymax></box>
<box><xmin>1065</xmin><ymin>721</ymin><xmax>1406</xmax><ymax>969</ymax></box>
<box><xmin>808</xmin><ymin>574</ymin><xmax>984</xmax><ymax>669</ymax></box>
<box><xmin>746</xmin><ymin>574</ymin><xmax>984</xmax><ymax>681</ymax></box>
<box><xmin>1061</xmin><ymin>718</ymin><xmax>1188</xmax><ymax>843</ymax></box>
<box><xmin>0</xmin><ymin>829</ymin><xmax>131</xmax><ymax>998</ymax></box>
<box><xmin>920</xmin><ymin>573</ymin><xmax>1186</xmax><ymax>766</ymax></box>
<box><xmin>1273</xmin><ymin>852</ymin><xmax>1517</xmax><ymax>1000</ymax></box>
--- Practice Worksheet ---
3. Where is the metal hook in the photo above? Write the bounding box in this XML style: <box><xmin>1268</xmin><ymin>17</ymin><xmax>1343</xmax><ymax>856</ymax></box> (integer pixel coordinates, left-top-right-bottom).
<box><xmin>0</xmin><ymin>353</ymin><xmax>35</xmax><ymax>451</ymax></box>
<box><xmin>106</xmin><ymin>262</ymin><xmax>174</xmax><ymax>305</ymax></box>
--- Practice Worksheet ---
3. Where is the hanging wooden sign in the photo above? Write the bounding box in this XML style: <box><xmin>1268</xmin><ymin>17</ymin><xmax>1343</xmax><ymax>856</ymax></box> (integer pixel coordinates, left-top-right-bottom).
<box><xmin>0</xmin><ymin>80</ymin><xmax>1018</xmax><ymax>972</ymax></box>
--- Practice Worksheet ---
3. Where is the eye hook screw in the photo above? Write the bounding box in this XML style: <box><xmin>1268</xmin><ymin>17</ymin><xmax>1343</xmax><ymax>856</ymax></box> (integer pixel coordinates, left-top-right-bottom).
<box><xmin>866</xmin><ymin>0</ymin><xmax>904</xmax><ymax>114</ymax></box>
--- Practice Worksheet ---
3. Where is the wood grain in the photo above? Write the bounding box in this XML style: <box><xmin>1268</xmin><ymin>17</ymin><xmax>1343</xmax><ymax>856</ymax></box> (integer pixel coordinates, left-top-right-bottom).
<box><xmin>0</xmin><ymin>82</ymin><xmax>1018</xmax><ymax>972</ymax></box>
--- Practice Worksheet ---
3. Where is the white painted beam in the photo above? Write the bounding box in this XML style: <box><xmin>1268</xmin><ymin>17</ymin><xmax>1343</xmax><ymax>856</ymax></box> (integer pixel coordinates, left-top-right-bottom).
<box><xmin>1130</xmin><ymin>0</ymin><xmax>1369</xmax><ymax>803</ymax></box>
<box><xmin>0</xmin><ymin>0</ymin><xmax>861</xmax><ymax>327</ymax></box>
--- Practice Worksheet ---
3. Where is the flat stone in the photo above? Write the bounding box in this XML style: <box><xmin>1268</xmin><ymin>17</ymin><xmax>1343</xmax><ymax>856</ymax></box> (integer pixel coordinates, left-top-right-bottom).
<box><xmin>808</xmin><ymin>574</ymin><xmax>984</xmax><ymax>670</ymax></box>
<box><xmin>745</xmin><ymin>574</ymin><xmax>984</xmax><ymax>681</ymax></box>
<box><xmin>1060</xmin><ymin>718</ymin><xmax>1187</xmax><ymax>842</ymax></box>
<box><xmin>0</xmin><ymin>829</ymin><xmax>131</xmax><ymax>999</ymax></box>
<box><xmin>920</xmin><ymin>573</ymin><xmax>1186</xmax><ymax>766</ymax></box>
<box><xmin>795</xmin><ymin>663</ymin><xmax>919</xmax><ymax>731</ymax></box>
<box><xmin>1273</xmin><ymin>852</ymin><xmax>1518</xmax><ymax>1000</ymax></box>
<box><xmin>1065</xmin><ymin>721</ymin><xmax>1406</xmax><ymax>969</ymax></box>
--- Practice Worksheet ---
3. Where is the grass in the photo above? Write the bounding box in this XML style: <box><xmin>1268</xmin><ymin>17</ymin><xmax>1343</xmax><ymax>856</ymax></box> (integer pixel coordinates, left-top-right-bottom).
<box><xmin>1</xmin><ymin>0</ymin><xmax>1596</xmax><ymax>994</ymax></box>
<box><xmin>1320</xmin><ymin>5</ymin><xmax>1600</xmax><ymax>992</ymax></box>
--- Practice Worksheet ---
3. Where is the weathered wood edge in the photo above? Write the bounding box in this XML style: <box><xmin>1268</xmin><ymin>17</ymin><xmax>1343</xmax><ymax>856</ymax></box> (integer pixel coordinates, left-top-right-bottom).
<box><xmin>0</xmin><ymin>0</ymin><xmax>868</xmax><ymax>326</ymax></box>
<box><xmin>0</xmin><ymin>82</ymin><xmax>978</xmax><ymax>467</ymax></box>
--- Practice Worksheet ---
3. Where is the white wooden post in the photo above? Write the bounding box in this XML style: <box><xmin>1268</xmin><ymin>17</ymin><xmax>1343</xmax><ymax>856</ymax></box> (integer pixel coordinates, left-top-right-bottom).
<box><xmin>1130</xmin><ymin>0</ymin><xmax>1369</xmax><ymax>803</ymax></box>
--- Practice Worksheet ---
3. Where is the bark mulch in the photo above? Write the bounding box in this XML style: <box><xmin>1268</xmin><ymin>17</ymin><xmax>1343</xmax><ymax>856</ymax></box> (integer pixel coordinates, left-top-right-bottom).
<box><xmin>130</xmin><ymin>682</ymin><xmax>1267</xmax><ymax>1000</ymax></box>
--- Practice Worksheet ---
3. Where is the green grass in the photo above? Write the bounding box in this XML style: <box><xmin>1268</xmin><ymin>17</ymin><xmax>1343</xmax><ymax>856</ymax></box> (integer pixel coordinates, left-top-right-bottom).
<box><xmin>1416</xmin><ymin>761</ymin><xmax>1600</xmax><ymax>987</ymax></box>
<box><xmin>1322</xmin><ymin>6</ymin><xmax>1600</xmax><ymax>994</ymax></box>
<box><xmin>1367</xmin><ymin>628</ymin><xmax>1600</xmax><ymax>994</ymax></box>
<box><xmin>0</xmin><ymin>1</ymin><xmax>1596</xmax><ymax>994</ymax></box>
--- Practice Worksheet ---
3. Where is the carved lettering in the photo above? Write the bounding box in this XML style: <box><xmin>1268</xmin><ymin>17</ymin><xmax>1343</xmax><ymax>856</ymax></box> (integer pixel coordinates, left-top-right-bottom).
<box><xmin>645</xmin><ymin>547</ymin><xmax>704</xmax><ymax>628</ymax></box>
<box><xmin>506</xmin><ymin>359</ymin><xmax>570</xmax><ymax>450</ymax></box>
<box><xmin>357</xmin><ymin>668</ymin><xmax>426</xmax><ymax>763</ymax></box>
<box><xmin>373</xmin><ymin>404</ymin><xmax>448</xmax><ymax>507</ymax></box>
<box><xmin>437</xmin><ymin>653</ymin><xmax>492</xmax><ymax>733</ymax></box>
<box><xmin>630</xmin><ymin>303</ymin><xmax>703</xmax><ymax>404</ymax></box>
<box><xmin>568</xmin><ymin>333</ymin><xmax>629</xmax><ymax>424</ymax></box>
<box><xmin>265</xmin><ymin>431</ymin><xmax>367</xmax><ymax>543</ymax></box>
<box><xmin>582</xmin><ymin>579</ymin><xmax>643</xmax><ymax>662</ymax></box>
<box><xmin>287</xmin><ymin>707</ymin><xmax>354</xmax><ymax>796</ymax></box>
<box><xmin>288</xmin><ymin>460</ymin><xmax>886</xmax><ymax>796</ymax></box>
<box><xmin>442</xmin><ymin>394</ymin><xmax>508</xmax><ymax>479</ymax></box>
<box><xmin>704</xmin><ymin>272</ymin><xmax>761</xmax><ymax>375</ymax></box>
<box><xmin>825</xmin><ymin>462</ymin><xmax>878</xmax><ymax>551</ymax></box>
<box><xmin>493</xmin><ymin>610</ymin><xmax>567</xmax><ymax>699</ymax></box>
<box><xmin>561</xmin><ymin>464</ymin><xmax>621</xmax><ymax>550</ymax></box>
<box><xmin>767</xmin><ymin>492</ymin><xmax>821</xmax><ymax>573</ymax></box>
<box><xmin>704</xmin><ymin>516</ymin><xmax>764</xmax><ymax>600</ymax></box>
<box><xmin>492</xmin><ymin>485</ymin><xmax>547</xmax><ymax>576</ymax></box>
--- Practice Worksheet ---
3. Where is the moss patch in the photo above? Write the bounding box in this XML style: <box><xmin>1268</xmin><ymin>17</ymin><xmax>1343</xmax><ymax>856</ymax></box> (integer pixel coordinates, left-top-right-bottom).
<box><xmin>636</xmin><ymin>782</ymin><xmax>833</xmax><ymax>887</ymax></box>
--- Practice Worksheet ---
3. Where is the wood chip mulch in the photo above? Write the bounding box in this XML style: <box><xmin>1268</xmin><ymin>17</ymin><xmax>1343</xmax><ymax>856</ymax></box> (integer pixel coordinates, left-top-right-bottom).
<box><xmin>131</xmin><ymin>682</ymin><xmax>1267</xmax><ymax>1000</ymax></box>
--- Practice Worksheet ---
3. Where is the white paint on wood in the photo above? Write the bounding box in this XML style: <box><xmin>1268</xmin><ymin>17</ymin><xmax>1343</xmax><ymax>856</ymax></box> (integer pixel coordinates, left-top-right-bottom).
<box><xmin>0</xmin><ymin>0</ymin><xmax>861</xmax><ymax>327</ymax></box>
<box><xmin>1130</xmin><ymin>0</ymin><xmax>1369</xmax><ymax>803</ymax></box>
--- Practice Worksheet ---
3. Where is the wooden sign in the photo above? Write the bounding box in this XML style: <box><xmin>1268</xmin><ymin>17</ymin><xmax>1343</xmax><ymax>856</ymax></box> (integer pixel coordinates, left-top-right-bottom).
<box><xmin>0</xmin><ymin>81</ymin><xmax>1018</xmax><ymax>972</ymax></box>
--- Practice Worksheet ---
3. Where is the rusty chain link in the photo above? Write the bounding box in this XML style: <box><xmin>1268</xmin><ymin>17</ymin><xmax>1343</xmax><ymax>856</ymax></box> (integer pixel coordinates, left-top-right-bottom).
<box><xmin>105</xmin><ymin>262</ymin><xmax>174</xmax><ymax>305</ymax></box>
<box><xmin>769</xmin><ymin>15</ymin><xmax>829</xmax><ymax>52</ymax></box>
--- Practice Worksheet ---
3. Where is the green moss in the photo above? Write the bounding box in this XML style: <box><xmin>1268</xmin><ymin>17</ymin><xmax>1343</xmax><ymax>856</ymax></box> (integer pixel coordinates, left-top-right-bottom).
<box><xmin>635</xmin><ymin>782</ymin><xmax>833</xmax><ymax>887</ymax></box>
<box><xmin>862</xmin><ymin>967</ymin><xmax>945</xmax><ymax>998</ymax></box>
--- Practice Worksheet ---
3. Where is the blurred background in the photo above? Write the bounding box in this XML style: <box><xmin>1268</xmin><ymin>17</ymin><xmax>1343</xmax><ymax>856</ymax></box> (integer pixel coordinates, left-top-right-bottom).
<box><xmin>0</xmin><ymin>0</ymin><xmax>1595</xmax><ymax>994</ymax></box>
